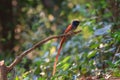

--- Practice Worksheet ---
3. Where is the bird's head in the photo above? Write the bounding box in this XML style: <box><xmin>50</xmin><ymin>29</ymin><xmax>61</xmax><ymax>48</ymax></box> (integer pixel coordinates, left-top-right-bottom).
<box><xmin>72</xmin><ymin>20</ymin><xmax>80</xmax><ymax>27</ymax></box>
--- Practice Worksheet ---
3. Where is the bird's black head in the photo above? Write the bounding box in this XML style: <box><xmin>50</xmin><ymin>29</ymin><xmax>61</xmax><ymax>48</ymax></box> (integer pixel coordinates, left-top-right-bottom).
<box><xmin>72</xmin><ymin>20</ymin><xmax>80</xmax><ymax>27</ymax></box>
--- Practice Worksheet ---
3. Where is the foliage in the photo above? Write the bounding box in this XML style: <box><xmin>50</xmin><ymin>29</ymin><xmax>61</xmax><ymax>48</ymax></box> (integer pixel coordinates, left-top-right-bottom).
<box><xmin>0</xmin><ymin>0</ymin><xmax>120</xmax><ymax>80</ymax></box>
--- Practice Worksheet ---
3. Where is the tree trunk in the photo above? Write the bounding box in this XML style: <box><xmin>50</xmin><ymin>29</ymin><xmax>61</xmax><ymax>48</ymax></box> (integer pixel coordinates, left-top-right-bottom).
<box><xmin>0</xmin><ymin>0</ymin><xmax>15</xmax><ymax>54</ymax></box>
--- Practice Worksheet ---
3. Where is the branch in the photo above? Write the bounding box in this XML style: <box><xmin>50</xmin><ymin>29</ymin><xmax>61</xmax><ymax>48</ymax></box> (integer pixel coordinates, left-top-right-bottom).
<box><xmin>7</xmin><ymin>30</ymin><xmax>82</xmax><ymax>71</ymax></box>
<box><xmin>0</xmin><ymin>60</ymin><xmax>8</xmax><ymax>80</ymax></box>
<box><xmin>112</xmin><ymin>45</ymin><xmax>120</xmax><ymax>62</ymax></box>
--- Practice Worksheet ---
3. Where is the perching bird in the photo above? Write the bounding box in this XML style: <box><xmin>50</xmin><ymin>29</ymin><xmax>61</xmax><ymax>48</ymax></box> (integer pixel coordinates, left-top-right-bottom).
<box><xmin>53</xmin><ymin>20</ymin><xmax>80</xmax><ymax>75</ymax></box>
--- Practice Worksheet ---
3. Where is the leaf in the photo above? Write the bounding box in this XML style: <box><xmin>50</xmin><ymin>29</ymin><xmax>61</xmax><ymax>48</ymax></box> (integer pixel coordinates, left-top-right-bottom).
<box><xmin>94</xmin><ymin>24</ymin><xmax>111</xmax><ymax>36</ymax></box>
<box><xmin>62</xmin><ymin>63</ymin><xmax>70</xmax><ymax>71</ymax></box>
<box><xmin>114</xmin><ymin>60</ymin><xmax>120</xmax><ymax>67</ymax></box>
<box><xmin>90</xmin><ymin>43</ymin><xmax>99</xmax><ymax>49</ymax></box>
<box><xmin>81</xmin><ymin>67</ymin><xmax>87</xmax><ymax>74</ymax></box>
<box><xmin>58</xmin><ymin>56</ymin><xmax>71</xmax><ymax>70</ymax></box>
<box><xmin>87</xmin><ymin>51</ymin><xmax>97</xmax><ymax>59</ymax></box>
<box><xmin>61</xmin><ymin>56</ymin><xmax>71</xmax><ymax>63</ymax></box>
<box><xmin>15</xmin><ymin>76</ymin><xmax>19</xmax><ymax>80</ymax></box>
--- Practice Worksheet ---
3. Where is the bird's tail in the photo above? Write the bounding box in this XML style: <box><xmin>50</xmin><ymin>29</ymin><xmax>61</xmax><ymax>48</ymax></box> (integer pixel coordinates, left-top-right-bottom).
<box><xmin>52</xmin><ymin>37</ymin><xmax>66</xmax><ymax>75</ymax></box>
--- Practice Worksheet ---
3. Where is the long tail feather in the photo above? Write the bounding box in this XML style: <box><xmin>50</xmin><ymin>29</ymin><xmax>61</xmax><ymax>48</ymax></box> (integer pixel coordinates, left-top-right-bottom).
<box><xmin>52</xmin><ymin>37</ymin><xmax>66</xmax><ymax>75</ymax></box>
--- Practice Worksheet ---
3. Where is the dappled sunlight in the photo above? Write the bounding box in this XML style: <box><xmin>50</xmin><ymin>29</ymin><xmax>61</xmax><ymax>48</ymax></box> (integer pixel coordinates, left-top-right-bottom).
<box><xmin>0</xmin><ymin>0</ymin><xmax>120</xmax><ymax>80</ymax></box>
<box><xmin>82</xmin><ymin>26</ymin><xmax>93</xmax><ymax>39</ymax></box>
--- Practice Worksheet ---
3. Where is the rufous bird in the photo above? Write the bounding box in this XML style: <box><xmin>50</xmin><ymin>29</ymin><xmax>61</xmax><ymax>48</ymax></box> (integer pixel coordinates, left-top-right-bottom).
<box><xmin>53</xmin><ymin>20</ymin><xmax>80</xmax><ymax>75</ymax></box>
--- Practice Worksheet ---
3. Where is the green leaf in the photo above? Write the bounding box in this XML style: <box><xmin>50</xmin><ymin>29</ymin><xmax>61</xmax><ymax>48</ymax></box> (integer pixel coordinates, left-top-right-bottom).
<box><xmin>62</xmin><ymin>63</ymin><xmax>70</xmax><ymax>71</ymax></box>
<box><xmin>38</xmin><ymin>77</ymin><xmax>46</xmax><ymax>80</ymax></box>
<box><xmin>15</xmin><ymin>76</ymin><xmax>19</xmax><ymax>80</ymax></box>
<box><xmin>61</xmin><ymin>56</ymin><xmax>71</xmax><ymax>64</ymax></box>
<box><xmin>81</xmin><ymin>67</ymin><xmax>87</xmax><ymax>74</ymax></box>
<box><xmin>90</xmin><ymin>43</ymin><xmax>99</xmax><ymax>49</ymax></box>
<box><xmin>87</xmin><ymin>50</ymin><xmax>97</xmax><ymax>59</ymax></box>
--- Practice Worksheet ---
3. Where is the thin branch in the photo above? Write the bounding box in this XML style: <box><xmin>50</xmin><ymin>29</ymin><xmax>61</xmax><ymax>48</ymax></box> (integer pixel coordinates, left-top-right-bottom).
<box><xmin>112</xmin><ymin>45</ymin><xmax>120</xmax><ymax>62</ymax></box>
<box><xmin>7</xmin><ymin>30</ymin><xmax>82</xmax><ymax>71</ymax></box>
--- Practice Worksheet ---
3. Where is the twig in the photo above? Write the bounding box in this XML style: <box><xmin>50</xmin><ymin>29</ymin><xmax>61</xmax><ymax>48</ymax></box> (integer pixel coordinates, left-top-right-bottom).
<box><xmin>112</xmin><ymin>45</ymin><xmax>120</xmax><ymax>62</ymax></box>
<box><xmin>7</xmin><ymin>30</ymin><xmax>82</xmax><ymax>71</ymax></box>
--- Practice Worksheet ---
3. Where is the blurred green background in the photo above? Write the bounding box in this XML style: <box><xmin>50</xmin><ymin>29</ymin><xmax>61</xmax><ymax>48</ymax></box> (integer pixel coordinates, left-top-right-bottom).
<box><xmin>0</xmin><ymin>0</ymin><xmax>120</xmax><ymax>80</ymax></box>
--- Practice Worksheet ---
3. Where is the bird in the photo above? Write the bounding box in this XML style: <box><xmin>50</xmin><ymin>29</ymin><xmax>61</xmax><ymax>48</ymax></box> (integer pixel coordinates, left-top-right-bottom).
<box><xmin>52</xmin><ymin>20</ymin><xmax>80</xmax><ymax>75</ymax></box>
